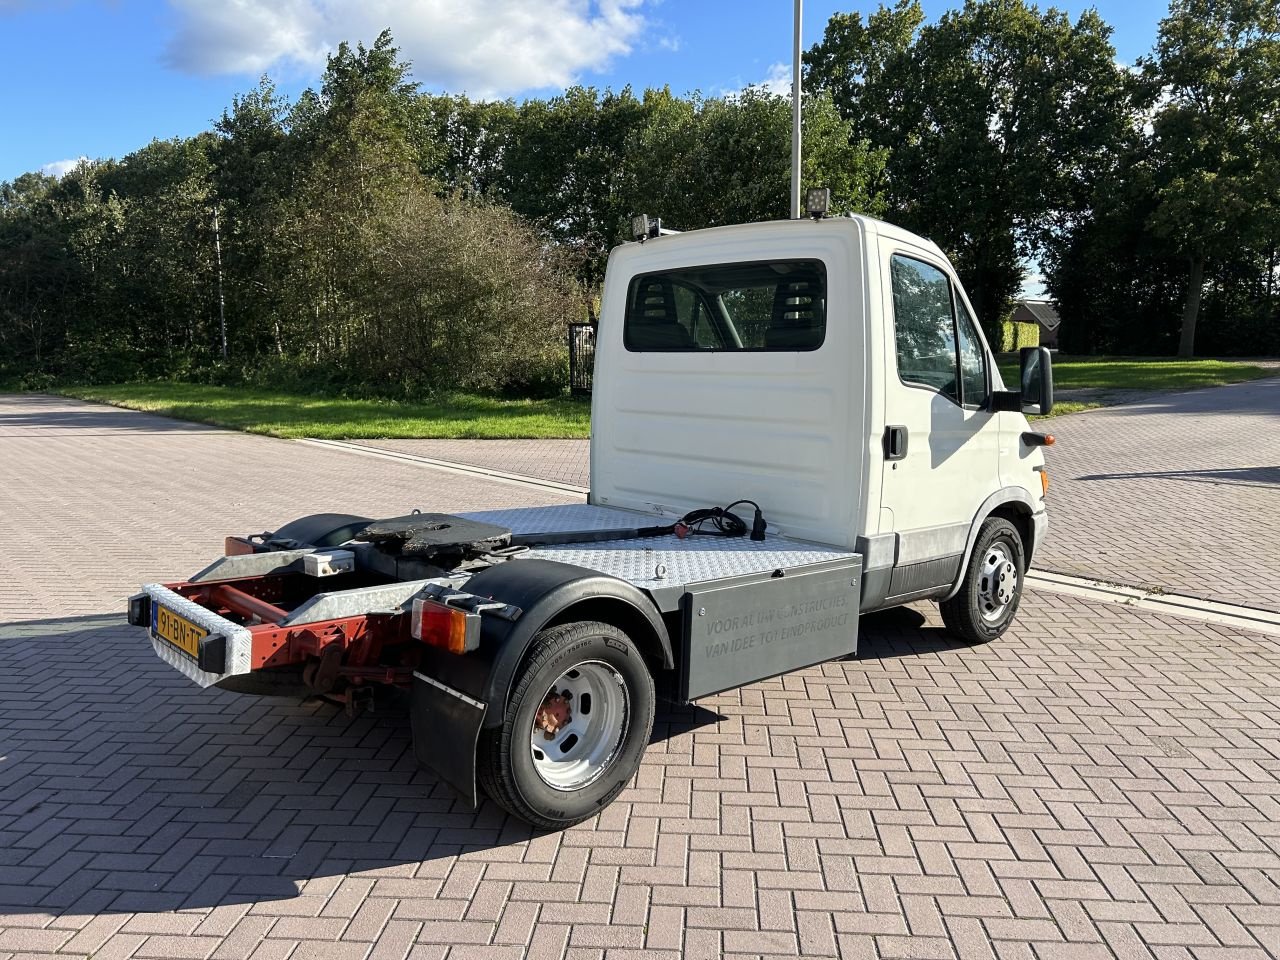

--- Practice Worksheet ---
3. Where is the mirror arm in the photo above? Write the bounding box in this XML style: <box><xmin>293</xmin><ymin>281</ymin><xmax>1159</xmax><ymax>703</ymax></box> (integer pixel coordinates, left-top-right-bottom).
<box><xmin>991</xmin><ymin>390</ymin><xmax>1022</xmax><ymax>413</ymax></box>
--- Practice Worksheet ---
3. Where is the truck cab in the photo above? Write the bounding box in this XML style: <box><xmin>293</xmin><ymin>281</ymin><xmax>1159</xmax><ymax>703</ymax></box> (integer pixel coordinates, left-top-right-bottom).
<box><xmin>130</xmin><ymin>213</ymin><xmax>1053</xmax><ymax>830</ymax></box>
<box><xmin>591</xmin><ymin>214</ymin><xmax>1050</xmax><ymax>621</ymax></box>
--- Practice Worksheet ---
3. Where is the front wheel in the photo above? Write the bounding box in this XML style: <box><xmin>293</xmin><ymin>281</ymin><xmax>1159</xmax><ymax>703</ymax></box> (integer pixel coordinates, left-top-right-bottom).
<box><xmin>940</xmin><ymin>516</ymin><xmax>1026</xmax><ymax>643</ymax></box>
<box><xmin>478</xmin><ymin>620</ymin><xmax>655</xmax><ymax>830</ymax></box>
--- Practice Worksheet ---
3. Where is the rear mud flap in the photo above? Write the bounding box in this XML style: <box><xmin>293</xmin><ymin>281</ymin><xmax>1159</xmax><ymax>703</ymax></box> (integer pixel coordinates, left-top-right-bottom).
<box><xmin>410</xmin><ymin>670</ymin><xmax>487</xmax><ymax>807</ymax></box>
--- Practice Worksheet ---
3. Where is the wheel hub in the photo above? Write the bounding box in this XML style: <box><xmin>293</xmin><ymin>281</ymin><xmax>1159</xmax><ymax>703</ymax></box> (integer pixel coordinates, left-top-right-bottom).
<box><xmin>529</xmin><ymin>660</ymin><xmax>629</xmax><ymax>792</ymax></box>
<box><xmin>535</xmin><ymin>691</ymin><xmax>573</xmax><ymax>740</ymax></box>
<box><xmin>978</xmin><ymin>543</ymin><xmax>1018</xmax><ymax>622</ymax></box>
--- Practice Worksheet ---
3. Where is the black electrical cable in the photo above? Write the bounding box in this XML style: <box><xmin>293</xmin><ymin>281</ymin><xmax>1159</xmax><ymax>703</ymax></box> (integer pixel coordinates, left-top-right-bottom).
<box><xmin>722</xmin><ymin>500</ymin><xmax>769</xmax><ymax>541</ymax></box>
<box><xmin>674</xmin><ymin>505</ymin><xmax>748</xmax><ymax>538</ymax></box>
<box><xmin>510</xmin><ymin>499</ymin><xmax>770</xmax><ymax>548</ymax></box>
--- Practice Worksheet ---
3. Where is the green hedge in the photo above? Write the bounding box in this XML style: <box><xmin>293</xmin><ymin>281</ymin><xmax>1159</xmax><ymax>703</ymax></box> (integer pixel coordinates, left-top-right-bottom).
<box><xmin>1000</xmin><ymin>320</ymin><xmax>1040</xmax><ymax>352</ymax></box>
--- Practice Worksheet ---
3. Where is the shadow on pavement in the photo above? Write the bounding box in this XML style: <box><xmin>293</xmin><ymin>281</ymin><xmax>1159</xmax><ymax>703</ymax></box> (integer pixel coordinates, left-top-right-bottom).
<box><xmin>1075</xmin><ymin>465</ymin><xmax>1280</xmax><ymax>487</ymax></box>
<box><xmin>1059</xmin><ymin>374</ymin><xmax>1279</xmax><ymax>419</ymax></box>
<box><xmin>0</xmin><ymin>605</ymin><xmax>956</xmax><ymax>917</ymax></box>
<box><xmin>0</xmin><ymin>395</ymin><xmax>221</xmax><ymax>435</ymax></box>
<box><xmin>0</xmin><ymin>612</ymin><xmax>717</xmax><ymax>916</ymax></box>
<box><xmin>855</xmin><ymin>606</ymin><xmax>973</xmax><ymax>660</ymax></box>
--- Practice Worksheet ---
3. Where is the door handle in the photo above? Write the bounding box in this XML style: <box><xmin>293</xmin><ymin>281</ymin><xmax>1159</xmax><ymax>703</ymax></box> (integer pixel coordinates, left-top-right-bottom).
<box><xmin>884</xmin><ymin>425</ymin><xmax>908</xmax><ymax>461</ymax></box>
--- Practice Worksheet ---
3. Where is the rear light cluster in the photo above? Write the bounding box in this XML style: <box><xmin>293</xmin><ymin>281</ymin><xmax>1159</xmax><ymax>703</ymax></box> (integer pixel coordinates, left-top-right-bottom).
<box><xmin>411</xmin><ymin>599</ymin><xmax>481</xmax><ymax>654</ymax></box>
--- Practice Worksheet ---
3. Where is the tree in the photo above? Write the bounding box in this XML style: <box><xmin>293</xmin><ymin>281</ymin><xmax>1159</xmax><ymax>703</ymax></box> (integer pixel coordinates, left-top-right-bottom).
<box><xmin>632</xmin><ymin>87</ymin><xmax>886</xmax><ymax>233</ymax></box>
<box><xmin>499</xmin><ymin>86</ymin><xmax>649</xmax><ymax>292</ymax></box>
<box><xmin>1043</xmin><ymin>153</ymin><xmax>1188</xmax><ymax>354</ymax></box>
<box><xmin>807</xmin><ymin>0</ymin><xmax>1134</xmax><ymax>343</ymax></box>
<box><xmin>1142</xmin><ymin>0</ymin><xmax>1280</xmax><ymax>356</ymax></box>
<box><xmin>0</xmin><ymin>173</ymin><xmax>75</xmax><ymax>375</ymax></box>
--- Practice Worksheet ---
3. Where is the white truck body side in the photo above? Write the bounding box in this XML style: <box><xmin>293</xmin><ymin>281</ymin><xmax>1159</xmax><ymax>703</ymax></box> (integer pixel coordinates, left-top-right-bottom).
<box><xmin>590</xmin><ymin>215</ymin><xmax>1046</xmax><ymax>609</ymax></box>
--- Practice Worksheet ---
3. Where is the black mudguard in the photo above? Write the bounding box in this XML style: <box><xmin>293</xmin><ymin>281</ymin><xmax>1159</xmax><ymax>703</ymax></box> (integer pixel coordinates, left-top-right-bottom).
<box><xmin>409</xmin><ymin>558</ymin><xmax>672</xmax><ymax>805</ymax></box>
<box><xmin>269</xmin><ymin>512</ymin><xmax>374</xmax><ymax>548</ymax></box>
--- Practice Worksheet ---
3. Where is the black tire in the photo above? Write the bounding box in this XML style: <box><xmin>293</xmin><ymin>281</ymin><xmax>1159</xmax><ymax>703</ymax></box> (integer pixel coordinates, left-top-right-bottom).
<box><xmin>939</xmin><ymin>516</ymin><xmax>1026</xmax><ymax>643</ymax></box>
<box><xmin>478</xmin><ymin>620</ymin><xmax>655</xmax><ymax>830</ymax></box>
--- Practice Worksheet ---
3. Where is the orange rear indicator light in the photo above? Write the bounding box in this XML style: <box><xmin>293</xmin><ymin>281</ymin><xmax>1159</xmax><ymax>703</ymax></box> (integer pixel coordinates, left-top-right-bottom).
<box><xmin>411</xmin><ymin>598</ymin><xmax>480</xmax><ymax>654</ymax></box>
<box><xmin>1021</xmin><ymin>431</ymin><xmax>1055</xmax><ymax>448</ymax></box>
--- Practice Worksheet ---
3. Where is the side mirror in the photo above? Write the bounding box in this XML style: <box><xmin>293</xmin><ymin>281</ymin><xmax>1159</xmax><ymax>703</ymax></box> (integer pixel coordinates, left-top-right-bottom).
<box><xmin>1019</xmin><ymin>345</ymin><xmax>1054</xmax><ymax>416</ymax></box>
<box><xmin>990</xmin><ymin>346</ymin><xmax>1054</xmax><ymax>415</ymax></box>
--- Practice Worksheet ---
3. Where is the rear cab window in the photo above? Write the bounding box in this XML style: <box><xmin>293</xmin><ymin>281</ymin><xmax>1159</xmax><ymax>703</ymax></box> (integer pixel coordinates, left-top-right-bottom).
<box><xmin>624</xmin><ymin>260</ymin><xmax>827</xmax><ymax>352</ymax></box>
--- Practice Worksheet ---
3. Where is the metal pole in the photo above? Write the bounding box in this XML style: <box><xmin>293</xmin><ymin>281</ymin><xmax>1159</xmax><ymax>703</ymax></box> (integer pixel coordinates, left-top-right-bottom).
<box><xmin>212</xmin><ymin>205</ymin><xmax>227</xmax><ymax>360</ymax></box>
<box><xmin>790</xmin><ymin>0</ymin><xmax>803</xmax><ymax>219</ymax></box>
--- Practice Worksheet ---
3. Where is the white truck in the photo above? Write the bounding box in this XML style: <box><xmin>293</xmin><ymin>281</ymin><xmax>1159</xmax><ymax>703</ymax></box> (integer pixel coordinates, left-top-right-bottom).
<box><xmin>129</xmin><ymin>210</ymin><xmax>1053</xmax><ymax>829</ymax></box>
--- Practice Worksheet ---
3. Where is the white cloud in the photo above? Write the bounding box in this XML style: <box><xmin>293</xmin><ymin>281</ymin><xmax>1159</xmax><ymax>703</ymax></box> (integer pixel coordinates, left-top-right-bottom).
<box><xmin>720</xmin><ymin>62</ymin><xmax>794</xmax><ymax>100</ymax></box>
<box><xmin>164</xmin><ymin>0</ymin><xmax>649</xmax><ymax>96</ymax></box>
<box><xmin>40</xmin><ymin>157</ymin><xmax>86</xmax><ymax>178</ymax></box>
<box><xmin>757</xmin><ymin>62</ymin><xmax>793</xmax><ymax>96</ymax></box>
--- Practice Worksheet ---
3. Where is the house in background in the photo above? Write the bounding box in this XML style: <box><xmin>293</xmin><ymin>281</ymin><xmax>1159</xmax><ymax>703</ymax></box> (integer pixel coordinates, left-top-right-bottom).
<box><xmin>1012</xmin><ymin>298</ymin><xmax>1061</xmax><ymax>349</ymax></box>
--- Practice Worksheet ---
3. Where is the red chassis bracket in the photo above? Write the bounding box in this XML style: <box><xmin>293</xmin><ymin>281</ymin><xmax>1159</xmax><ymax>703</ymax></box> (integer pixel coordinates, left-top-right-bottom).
<box><xmin>161</xmin><ymin>574</ymin><xmax>418</xmax><ymax>686</ymax></box>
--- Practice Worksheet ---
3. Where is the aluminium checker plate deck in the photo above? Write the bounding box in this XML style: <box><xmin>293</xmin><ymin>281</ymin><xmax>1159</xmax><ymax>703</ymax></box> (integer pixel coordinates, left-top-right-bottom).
<box><xmin>459</xmin><ymin>503</ymin><xmax>859</xmax><ymax>610</ymax></box>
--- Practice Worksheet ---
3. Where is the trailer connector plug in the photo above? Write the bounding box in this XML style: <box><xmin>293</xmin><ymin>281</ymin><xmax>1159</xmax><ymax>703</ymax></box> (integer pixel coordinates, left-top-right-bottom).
<box><xmin>674</xmin><ymin>521</ymin><xmax>691</xmax><ymax>539</ymax></box>
<box><xmin>750</xmin><ymin>509</ymin><xmax>768</xmax><ymax>542</ymax></box>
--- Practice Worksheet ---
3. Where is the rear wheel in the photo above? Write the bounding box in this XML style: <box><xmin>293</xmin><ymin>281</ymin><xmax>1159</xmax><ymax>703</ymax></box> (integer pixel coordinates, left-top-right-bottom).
<box><xmin>478</xmin><ymin>621</ymin><xmax>655</xmax><ymax>830</ymax></box>
<box><xmin>940</xmin><ymin>517</ymin><xmax>1025</xmax><ymax>643</ymax></box>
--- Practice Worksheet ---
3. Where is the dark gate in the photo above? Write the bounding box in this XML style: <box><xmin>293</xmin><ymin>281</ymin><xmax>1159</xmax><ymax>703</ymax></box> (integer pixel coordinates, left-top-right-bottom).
<box><xmin>568</xmin><ymin>323</ymin><xmax>597</xmax><ymax>396</ymax></box>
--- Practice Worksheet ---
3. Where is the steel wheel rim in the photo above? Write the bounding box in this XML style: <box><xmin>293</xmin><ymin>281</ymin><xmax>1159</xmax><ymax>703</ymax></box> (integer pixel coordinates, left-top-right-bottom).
<box><xmin>978</xmin><ymin>542</ymin><xmax>1018</xmax><ymax>622</ymax></box>
<box><xmin>530</xmin><ymin>660</ymin><xmax>630</xmax><ymax>791</ymax></box>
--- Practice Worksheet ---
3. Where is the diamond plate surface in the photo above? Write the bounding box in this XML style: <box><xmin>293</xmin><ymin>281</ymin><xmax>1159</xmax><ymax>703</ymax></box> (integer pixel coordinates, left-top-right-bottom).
<box><xmin>461</xmin><ymin>503</ymin><xmax>857</xmax><ymax>589</ymax></box>
<box><xmin>461</xmin><ymin>502</ymin><xmax>664</xmax><ymax>533</ymax></box>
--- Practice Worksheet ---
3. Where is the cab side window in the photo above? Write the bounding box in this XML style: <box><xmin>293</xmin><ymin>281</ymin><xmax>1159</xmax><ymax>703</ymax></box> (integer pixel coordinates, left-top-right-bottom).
<box><xmin>890</xmin><ymin>255</ymin><xmax>960</xmax><ymax>404</ymax></box>
<box><xmin>956</xmin><ymin>303</ymin><xmax>989</xmax><ymax>407</ymax></box>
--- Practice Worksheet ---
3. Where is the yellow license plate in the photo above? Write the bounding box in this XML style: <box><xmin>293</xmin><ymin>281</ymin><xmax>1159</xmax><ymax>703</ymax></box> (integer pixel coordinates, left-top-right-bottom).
<box><xmin>153</xmin><ymin>604</ymin><xmax>206</xmax><ymax>660</ymax></box>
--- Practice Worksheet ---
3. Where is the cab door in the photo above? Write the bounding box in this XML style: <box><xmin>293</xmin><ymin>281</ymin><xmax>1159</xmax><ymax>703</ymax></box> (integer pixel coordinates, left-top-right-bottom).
<box><xmin>877</xmin><ymin>251</ymin><xmax>999</xmax><ymax>597</ymax></box>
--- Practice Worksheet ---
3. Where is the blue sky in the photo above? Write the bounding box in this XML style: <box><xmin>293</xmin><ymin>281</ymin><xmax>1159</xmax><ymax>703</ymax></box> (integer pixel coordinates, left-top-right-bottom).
<box><xmin>2</xmin><ymin>0</ymin><xmax>1172</xmax><ymax>184</ymax></box>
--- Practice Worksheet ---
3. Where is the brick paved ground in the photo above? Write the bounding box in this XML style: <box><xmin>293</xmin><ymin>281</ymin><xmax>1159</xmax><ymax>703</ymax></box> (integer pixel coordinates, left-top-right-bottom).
<box><xmin>3</xmin><ymin>596</ymin><xmax>1279</xmax><ymax>959</ymax></box>
<box><xmin>349</xmin><ymin>440</ymin><xmax>591</xmax><ymax>491</ymax></box>
<box><xmin>4</xmin><ymin>392</ymin><xmax>1280</xmax><ymax>960</ymax></box>
<box><xmin>1039</xmin><ymin>377</ymin><xmax>1280</xmax><ymax>612</ymax></box>
<box><xmin>0</xmin><ymin>395</ymin><xmax>573</xmax><ymax>623</ymax></box>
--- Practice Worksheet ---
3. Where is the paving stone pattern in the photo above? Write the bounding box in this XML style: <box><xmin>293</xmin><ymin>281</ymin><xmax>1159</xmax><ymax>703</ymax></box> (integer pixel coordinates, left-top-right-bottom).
<box><xmin>3</xmin><ymin>594</ymin><xmax>1280</xmax><ymax>959</ymax></box>
<box><xmin>1038</xmin><ymin>378</ymin><xmax>1280</xmax><ymax>612</ymax></box>
<box><xmin>350</xmin><ymin>440</ymin><xmax>591</xmax><ymax>491</ymax></box>
<box><xmin>4</xmin><ymin>391</ymin><xmax>1280</xmax><ymax>959</ymax></box>
<box><xmin>0</xmin><ymin>395</ymin><xmax>574</xmax><ymax>624</ymax></box>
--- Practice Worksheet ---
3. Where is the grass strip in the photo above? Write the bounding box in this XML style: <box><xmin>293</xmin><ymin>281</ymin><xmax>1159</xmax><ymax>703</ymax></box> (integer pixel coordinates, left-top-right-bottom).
<box><xmin>59</xmin><ymin>383</ymin><xmax>592</xmax><ymax>440</ymax></box>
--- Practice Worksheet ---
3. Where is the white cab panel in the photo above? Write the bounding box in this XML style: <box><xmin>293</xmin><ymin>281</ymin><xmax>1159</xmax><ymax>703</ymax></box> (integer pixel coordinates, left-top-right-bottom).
<box><xmin>590</xmin><ymin>219</ymin><xmax>872</xmax><ymax>550</ymax></box>
<box><xmin>875</xmin><ymin>239</ymin><xmax>1001</xmax><ymax>563</ymax></box>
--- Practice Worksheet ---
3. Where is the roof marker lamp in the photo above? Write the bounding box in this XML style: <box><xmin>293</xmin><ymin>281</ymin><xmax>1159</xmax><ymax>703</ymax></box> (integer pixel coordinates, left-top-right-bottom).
<box><xmin>805</xmin><ymin>188</ymin><xmax>831</xmax><ymax>220</ymax></box>
<box><xmin>632</xmin><ymin>214</ymin><xmax>662</xmax><ymax>241</ymax></box>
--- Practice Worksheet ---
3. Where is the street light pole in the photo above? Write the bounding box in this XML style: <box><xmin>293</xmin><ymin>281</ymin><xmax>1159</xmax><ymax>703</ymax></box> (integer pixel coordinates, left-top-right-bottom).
<box><xmin>790</xmin><ymin>0</ymin><xmax>803</xmax><ymax>219</ymax></box>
